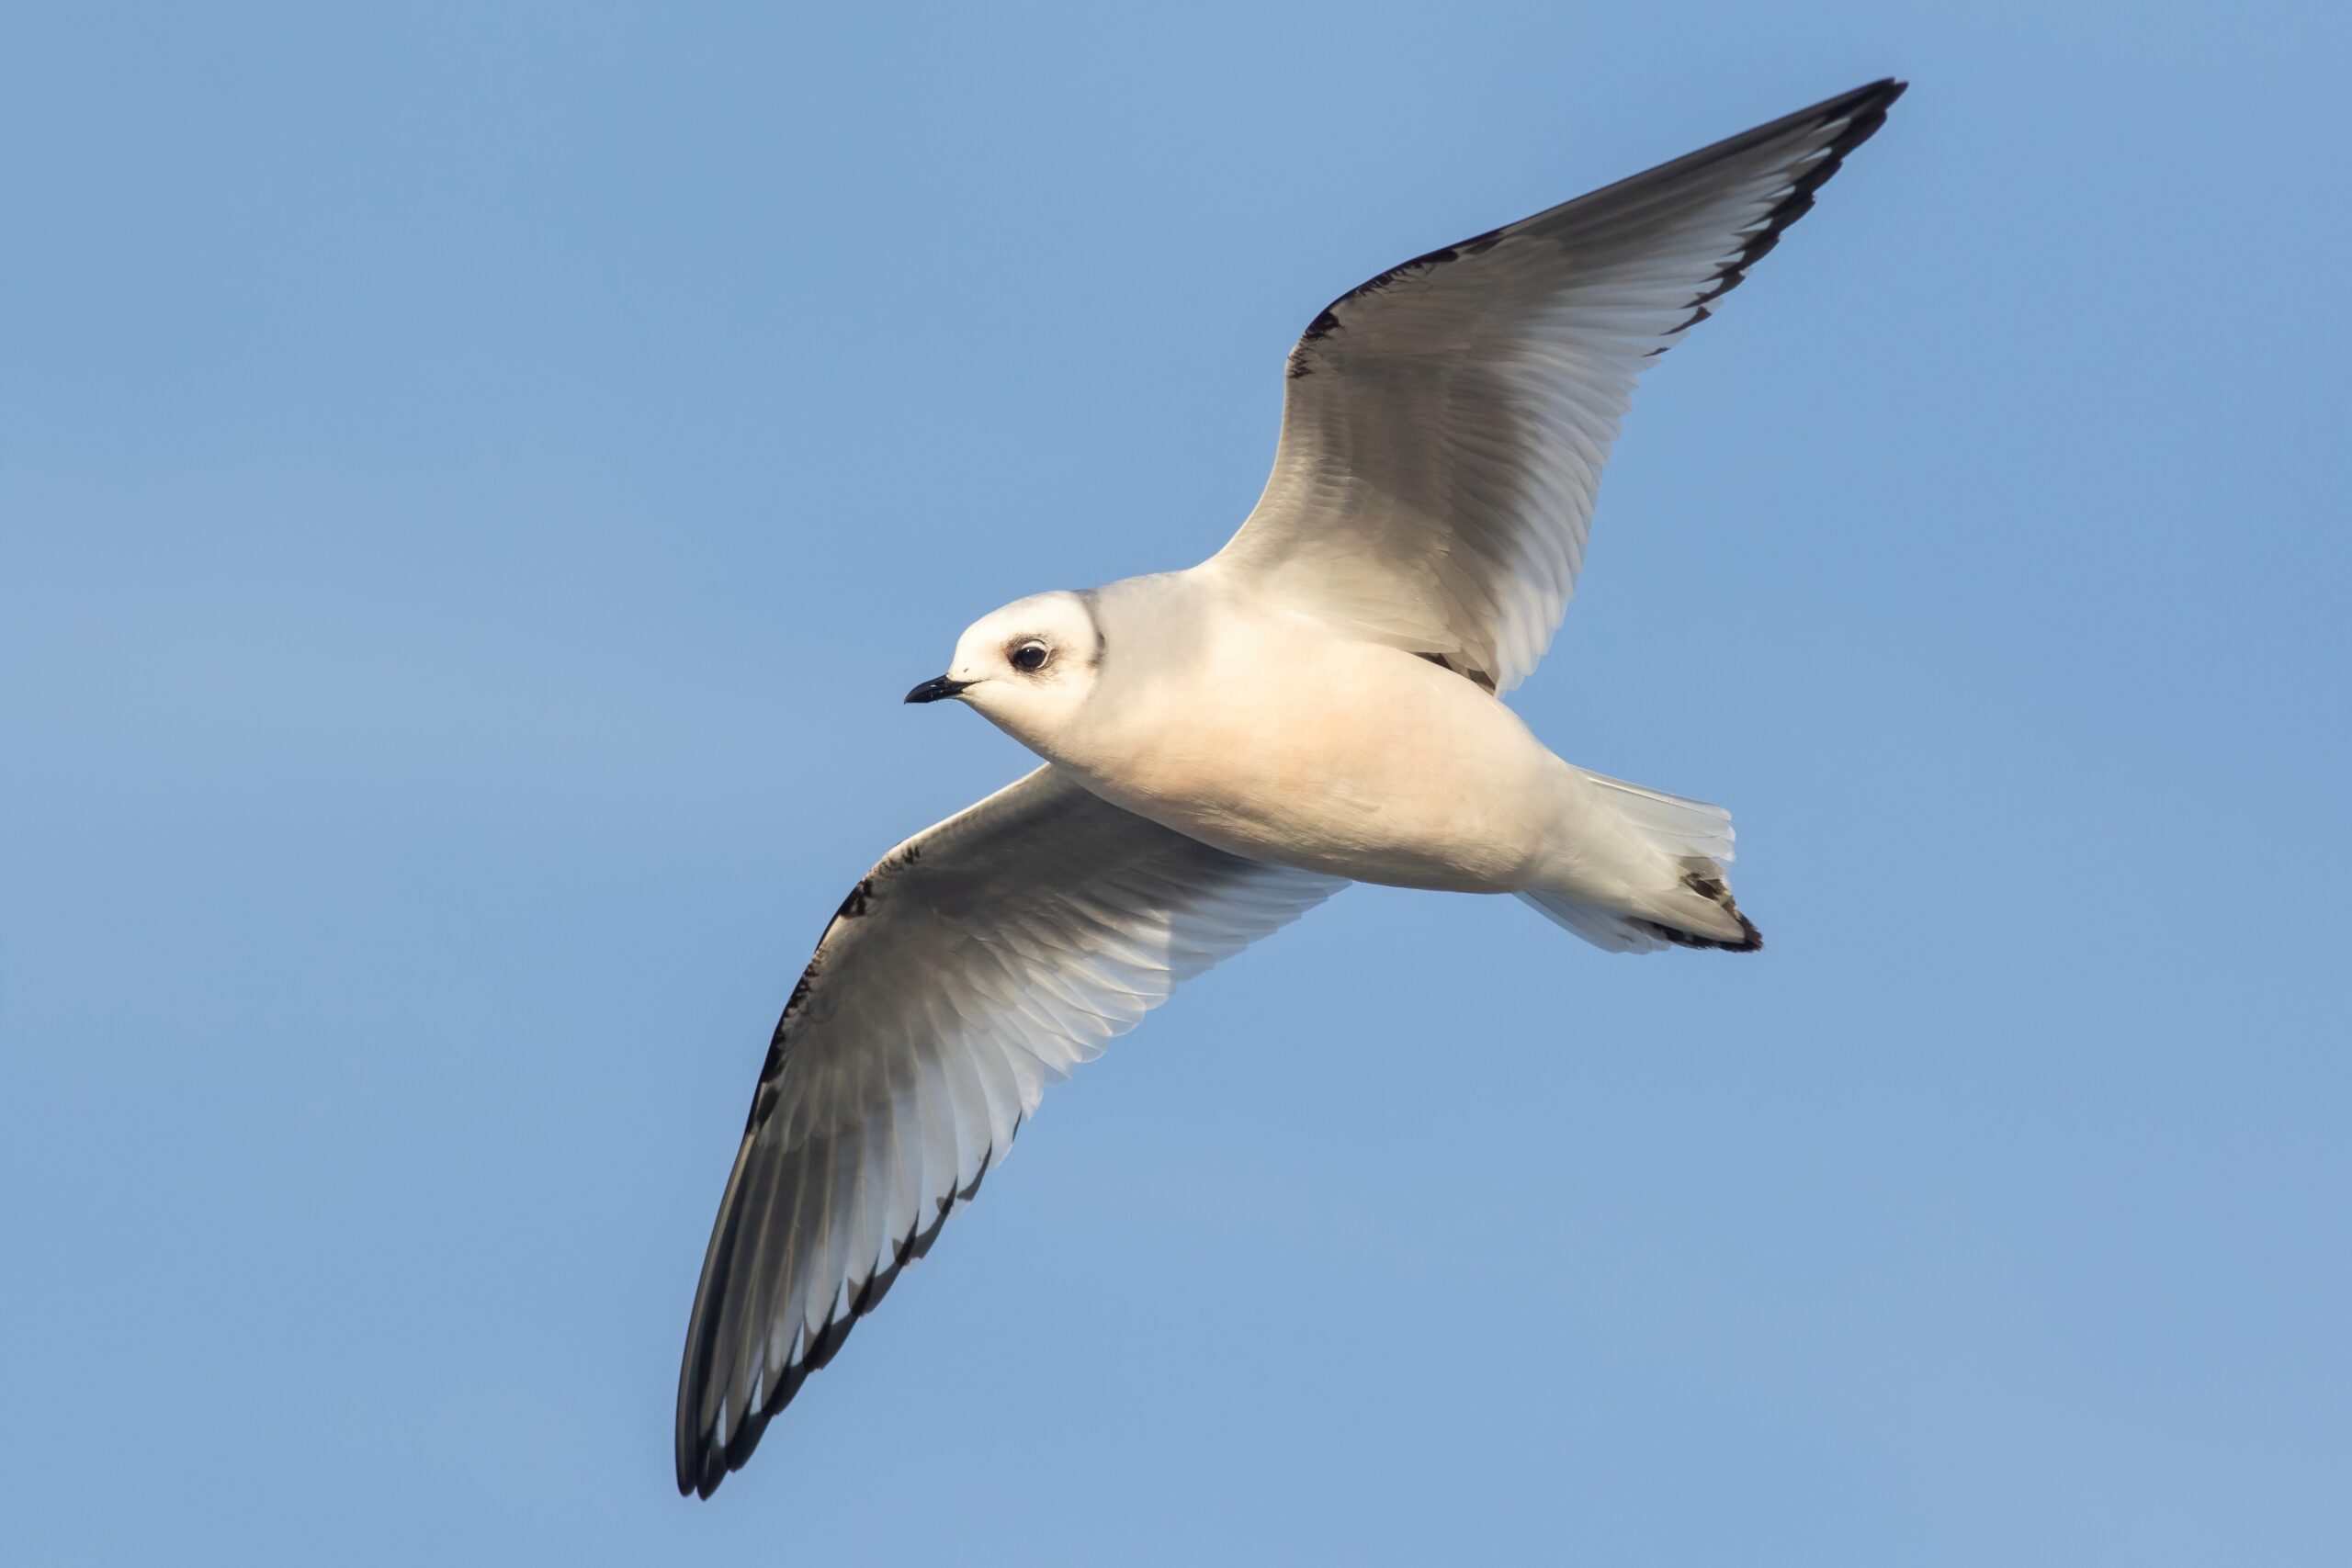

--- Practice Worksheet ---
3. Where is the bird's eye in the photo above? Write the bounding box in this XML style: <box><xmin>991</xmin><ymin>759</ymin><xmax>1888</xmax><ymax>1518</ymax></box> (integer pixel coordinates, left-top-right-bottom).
<box><xmin>1010</xmin><ymin>641</ymin><xmax>1049</xmax><ymax>673</ymax></box>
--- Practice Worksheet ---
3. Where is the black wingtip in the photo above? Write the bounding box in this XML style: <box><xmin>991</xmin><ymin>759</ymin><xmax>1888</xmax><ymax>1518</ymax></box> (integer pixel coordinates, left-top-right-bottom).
<box><xmin>1832</xmin><ymin>78</ymin><xmax>1908</xmax><ymax>154</ymax></box>
<box><xmin>1648</xmin><ymin>76</ymin><xmax>1909</xmax><ymax>344</ymax></box>
<box><xmin>675</xmin><ymin>1160</ymin><xmax>976</xmax><ymax>1499</ymax></box>
<box><xmin>1295</xmin><ymin>76</ymin><xmax>1907</xmax><ymax>378</ymax></box>
<box><xmin>1819</xmin><ymin>77</ymin><xmax>1909</xmax><ymax>160</ymax></box>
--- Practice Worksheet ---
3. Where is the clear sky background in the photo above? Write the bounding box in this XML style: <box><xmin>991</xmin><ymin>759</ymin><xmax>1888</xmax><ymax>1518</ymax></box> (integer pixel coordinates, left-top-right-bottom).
<box><xmin>6</xmin><ymin>4</ymin><xmax>2348</xmax><ymax>1563</ymax></box>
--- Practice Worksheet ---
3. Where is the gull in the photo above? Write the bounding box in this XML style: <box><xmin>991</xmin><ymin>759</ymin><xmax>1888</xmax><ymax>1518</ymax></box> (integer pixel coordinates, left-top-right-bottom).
<box><xmin>676</xmin><ymin>78</ymin><xmax>1904</xmax><ymax>1496</ymax></box>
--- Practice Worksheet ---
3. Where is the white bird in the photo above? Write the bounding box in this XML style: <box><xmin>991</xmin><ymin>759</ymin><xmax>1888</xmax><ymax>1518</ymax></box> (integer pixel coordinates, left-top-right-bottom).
<box><xmin>677</xmin><ymin>78</ymin><xmax>1904</xmax><ymax>1496</ymax></box>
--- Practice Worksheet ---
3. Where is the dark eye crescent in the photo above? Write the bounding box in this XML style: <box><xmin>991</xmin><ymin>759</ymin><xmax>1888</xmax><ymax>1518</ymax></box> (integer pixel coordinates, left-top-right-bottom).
<box><xmin>1010</xmin><ymin>641</ymin><xmax>1049</xmax><ymax>673</ymax></box>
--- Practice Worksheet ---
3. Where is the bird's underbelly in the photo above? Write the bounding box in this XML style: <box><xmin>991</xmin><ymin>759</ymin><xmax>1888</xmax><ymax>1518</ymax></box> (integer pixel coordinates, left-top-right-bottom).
<box><xmin>1056</xmin><ymin>673</ymin><xmax>1566</xmax><ymax>893</ymax></box>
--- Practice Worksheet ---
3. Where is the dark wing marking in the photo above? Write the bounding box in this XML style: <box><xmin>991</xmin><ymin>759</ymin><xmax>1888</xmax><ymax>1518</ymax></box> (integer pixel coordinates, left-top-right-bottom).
<box><xmin>1215</xmin><ymin>80</ymin><xmax>1905</xmax><ymax>693</ymax></box>
<box><xmin>675</xmin><ymin>766</ymin><xmax>1341</xmax><ymax>1496</ymax></box>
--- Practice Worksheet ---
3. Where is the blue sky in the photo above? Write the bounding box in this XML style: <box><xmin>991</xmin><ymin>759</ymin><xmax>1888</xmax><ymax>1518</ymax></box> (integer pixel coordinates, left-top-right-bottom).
<box><xmin>6</xmin><ymin>3</ymin><xmax>2348</xmax><ymax>1563</ymax></box>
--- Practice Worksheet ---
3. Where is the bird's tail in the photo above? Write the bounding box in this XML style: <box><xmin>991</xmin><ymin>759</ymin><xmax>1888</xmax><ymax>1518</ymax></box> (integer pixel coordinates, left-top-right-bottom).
<box><xmin>1518</xmin><ymin>772</ymin><xmax>1761</xmax><ymax>953</ymax></box>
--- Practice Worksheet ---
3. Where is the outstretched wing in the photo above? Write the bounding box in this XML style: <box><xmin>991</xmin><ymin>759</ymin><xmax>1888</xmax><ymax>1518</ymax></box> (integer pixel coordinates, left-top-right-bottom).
<box><xmin>676</xmin><ymin>766</ymin><xmax>1342</xmax><ymax>1496</ymax></box>
<box><xmin>1210</xmin><ymin>79</ymin><xmax>1905</xmax><ymax>693</ymax></box>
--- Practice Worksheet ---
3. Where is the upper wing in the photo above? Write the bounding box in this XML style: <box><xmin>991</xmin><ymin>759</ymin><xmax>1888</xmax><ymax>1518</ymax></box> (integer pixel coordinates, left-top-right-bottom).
<box><xmin>1209</xmin><ymin>79</ymin><xmax>1905</xmax><ymax>694</ymax></box>
<box><xmin>675</xmin><ymin>766</ymin><xmax>1342</xmax><ymax>1496</ymax></box>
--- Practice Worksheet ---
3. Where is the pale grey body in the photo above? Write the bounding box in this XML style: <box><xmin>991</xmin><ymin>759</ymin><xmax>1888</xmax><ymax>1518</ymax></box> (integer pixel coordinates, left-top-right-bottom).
<box><xmin>678</xmin><ymin>80</ymin><xmax>1902</xmax><ymax>1496</ymax></box>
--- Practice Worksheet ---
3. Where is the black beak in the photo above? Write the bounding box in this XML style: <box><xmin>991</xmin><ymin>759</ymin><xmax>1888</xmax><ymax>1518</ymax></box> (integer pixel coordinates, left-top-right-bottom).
<box><xmin>903</xmin><ymin>675</ymin><xmax>972</xmax><ymax>705</ymax></box>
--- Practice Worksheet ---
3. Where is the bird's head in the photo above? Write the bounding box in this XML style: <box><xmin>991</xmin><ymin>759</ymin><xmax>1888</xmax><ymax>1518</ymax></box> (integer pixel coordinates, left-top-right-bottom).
<box><xmin>905</xmin><ymin>590</ymin><xmax>1104</xmax><ymax>748</ymax></box>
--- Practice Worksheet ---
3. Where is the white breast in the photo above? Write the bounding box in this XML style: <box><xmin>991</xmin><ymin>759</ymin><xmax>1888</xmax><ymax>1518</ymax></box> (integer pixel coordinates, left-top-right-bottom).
<box><xmin>1044</xmin><ymin>572</ymin><xmax>1573</xmax><ymax>891</ymax></box>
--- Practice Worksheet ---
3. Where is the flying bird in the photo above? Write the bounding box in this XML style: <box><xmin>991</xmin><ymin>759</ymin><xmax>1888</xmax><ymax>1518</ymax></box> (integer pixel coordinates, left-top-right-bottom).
<box><xmin>677</xmin><ymin>78</ymin><xmax>1905</xmax><ymax>1496</ymax></box>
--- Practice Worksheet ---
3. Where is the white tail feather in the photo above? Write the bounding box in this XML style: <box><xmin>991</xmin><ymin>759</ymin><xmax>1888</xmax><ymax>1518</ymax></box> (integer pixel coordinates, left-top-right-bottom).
<box><xmin>1582</xmin><ymin>770</ymin><xmax>1736</xmax><ymax>864</ymax></box>
<box><xmin>1518</xmin><ymin>890</ymin><xmax>1681</xmax><ymax>953</ymax></box>
<box><xmin>1521</xmin><ymin>770</ymin><xmax>1760</xmax><ymax>953</ymax></box>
